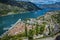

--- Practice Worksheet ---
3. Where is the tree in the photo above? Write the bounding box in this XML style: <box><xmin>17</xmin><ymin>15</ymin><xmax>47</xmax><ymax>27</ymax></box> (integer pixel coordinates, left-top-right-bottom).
<box><xmin>39</xmin><ymin>25</ymin><xmax>45</xmax><ymax>34</ymax></box>
<box><xmin>28</xmin><ymin>29</ymin><xmax>34</xmax><ymax>40</ymax></box>
<box><xmin>25</xmin><ymin>23</ymin><xmax>28</xmax><ymax>37</ymax></box>
<box><xmin>35</xmin><ymin>22</ymin><xmax>39</xmax><ymax>35</ymax></box>
<box><xmin>1</xmin><ymin>34</ymin><xmax>11</xmax><ymax>40</ymax></box>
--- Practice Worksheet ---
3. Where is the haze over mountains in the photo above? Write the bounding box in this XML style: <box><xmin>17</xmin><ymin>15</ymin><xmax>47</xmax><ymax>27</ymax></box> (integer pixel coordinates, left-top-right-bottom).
<box><xmin>15</xmin><ymin>0</ymin><xmax>60</xmax><ymax>4</ymax></box>
<box><xmin>1</xmin><ymin>0</ymin><xmax>60</xmax><ymax>4</ymax></box>
<box><xmin>0</xmin><ymin>0</ymin><xmax>60</xmax><ymax>9</ymax></box>
<box><xmin>14</xmin><ymin>0</ymin><xmax>60</xmax><ymax>9</ymax></box>
<box><xmin>37</xmin><ymin>2</ymin><xmax>60</xmax><ymax>9</ymax></box>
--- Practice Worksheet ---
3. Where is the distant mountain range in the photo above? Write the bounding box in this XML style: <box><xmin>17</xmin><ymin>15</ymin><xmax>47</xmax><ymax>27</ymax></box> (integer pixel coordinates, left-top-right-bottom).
<box><xmin>37</xmin><ymin>2</ymin><xmax>60</xmax><ymax>9</ymax></box>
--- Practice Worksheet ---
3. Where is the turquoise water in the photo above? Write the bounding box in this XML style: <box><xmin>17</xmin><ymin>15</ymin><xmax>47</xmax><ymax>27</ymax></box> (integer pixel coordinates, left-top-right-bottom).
<box><xmin>0</xmin><ymin>8</ymin><xmax>60</xmax><ymax>36</ymax></box>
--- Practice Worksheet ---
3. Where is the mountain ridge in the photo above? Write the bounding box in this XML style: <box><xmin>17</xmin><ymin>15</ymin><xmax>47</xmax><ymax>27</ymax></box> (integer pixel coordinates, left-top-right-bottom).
<box><xmin>38</xmin><ymin>2</ymin><xmax>60</xmax><ymax>9</ymax></box>
<box><xmin>0</xmin><ymin>0</ymin><xmax>42</xmax><ymax>16</ymax></box>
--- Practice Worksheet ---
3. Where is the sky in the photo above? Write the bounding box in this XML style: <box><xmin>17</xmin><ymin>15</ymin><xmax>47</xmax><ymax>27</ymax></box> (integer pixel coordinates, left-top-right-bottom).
<box><xmin>16</xmin><ymin>0</ymin><xmax>60</xmax><ymax>4</ymax></box>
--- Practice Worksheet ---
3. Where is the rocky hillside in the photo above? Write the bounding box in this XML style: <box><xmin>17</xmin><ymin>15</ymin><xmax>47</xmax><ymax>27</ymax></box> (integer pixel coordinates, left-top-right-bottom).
<box><xmin>8</xmin><ymin>11</ymin><xmax>60</xmax><ymax>36</ymax></box>
<box><xmin>0</xmin><ymin>11</ymin><xmax>60</xmax><ymax>40</ymax></box>
<box><xmin>0</xmin><ymin>3</ymin><xmax>28</xmax><ymax>16</ymax></box>
<box><xmin>7</xmin><ymin>1</ymin><xmax>41</xmax><ymax>11</ymax></box>
<box><xmin>0</xmin><ymin>0</ymin><xmax>41</xmax><ymax>16</ymax></box>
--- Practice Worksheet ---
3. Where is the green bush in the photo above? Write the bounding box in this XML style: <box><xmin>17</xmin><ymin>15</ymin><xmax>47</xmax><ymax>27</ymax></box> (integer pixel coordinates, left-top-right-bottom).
<box><xmin>28</xmin><ymin>29</ymin><xmax>34</xmax><ymax>40</ymax></box>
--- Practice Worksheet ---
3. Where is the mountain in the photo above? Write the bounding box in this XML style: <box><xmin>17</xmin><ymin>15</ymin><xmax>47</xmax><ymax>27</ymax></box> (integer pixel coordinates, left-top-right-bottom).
<box><xmin>8</xmin><ymin>1</ymin><xmax>41</xmax><ymax>11</ymax></box>
<box><xmin>0</xmin><ymin>0</ymin><xmax>41</xmax><ymax>11</ymax></box>
<box><xmin>0</xmin><ymin>0</ymin><xmax>41</xmax><ymax>16</ymax></box>
<box><xmin>0</xmin><ymin>3</ymin><xmax>28</xmax><ymax>16</ymax></box>
<box><xmin>38</xmin><ymin>2</ymin><xmax>60</xmax><ymax>9</ymax></box>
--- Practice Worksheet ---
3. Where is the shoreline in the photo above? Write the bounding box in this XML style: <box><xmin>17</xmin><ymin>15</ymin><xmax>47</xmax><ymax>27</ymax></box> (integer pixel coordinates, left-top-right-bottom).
<box><xmin>0</xmin><ymin>11</ymin><xmax>32</xmax><ymax>17</ymax></box>
<box><xmin>0</xmin><ymin>19</ymin><xmax>22</xmax><ymax>38</ymax></box>
<box><xmin>0</xmin><ymin>10</ymin><xmax>60</xmax><ymax>38</ymax></box>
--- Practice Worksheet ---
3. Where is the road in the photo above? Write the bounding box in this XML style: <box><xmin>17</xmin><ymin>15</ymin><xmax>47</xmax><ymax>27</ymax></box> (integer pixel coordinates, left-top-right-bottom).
<box><xmin>37</xmin><ymin>37</ymin><xmax>55</xmax><ymax>40</ymax></box>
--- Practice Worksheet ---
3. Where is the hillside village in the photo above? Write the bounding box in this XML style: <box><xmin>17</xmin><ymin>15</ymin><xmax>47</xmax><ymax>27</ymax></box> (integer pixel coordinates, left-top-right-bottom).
<box><xmin>0</xmin><ymin>11</ymin><xmax>60</xmax><ymax>40</ymax></box>
<box><xmin>0</xmin><ymin>0</ymin><xmax>60</xmax><ymax>40</ymax></box>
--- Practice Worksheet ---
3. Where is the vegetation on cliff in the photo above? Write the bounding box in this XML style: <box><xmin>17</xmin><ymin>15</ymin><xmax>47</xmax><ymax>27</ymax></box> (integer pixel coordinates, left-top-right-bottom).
<box><xmin>0</xmin><ymin>0</ymin><xmax>41</xmax><ymax>16</ymax></box>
